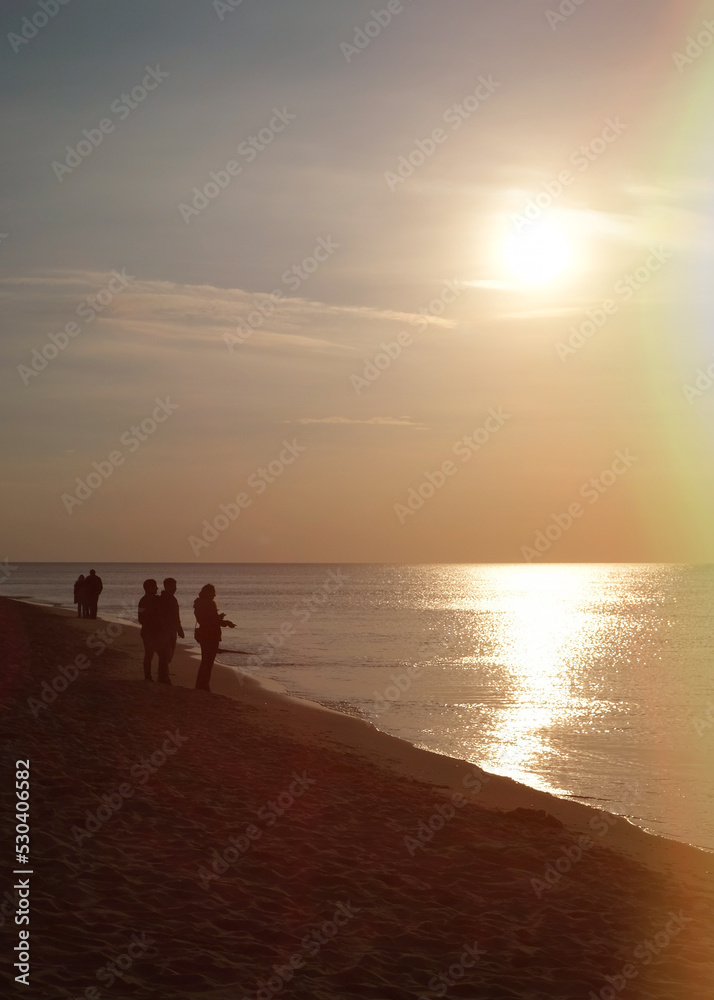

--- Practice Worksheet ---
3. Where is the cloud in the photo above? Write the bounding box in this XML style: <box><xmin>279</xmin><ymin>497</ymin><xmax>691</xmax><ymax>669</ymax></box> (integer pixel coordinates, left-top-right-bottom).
<box><xmin>1</xmin><ymin>269</ymin><xmax>448</xmax><ymax>354</ymax></box>
<box><xmin>494</xmin><ymin>305</ymin><xmax>586</xmax><ymax>321</ymax></box>
<box><xmin>460</xmin><ymin>279</ymin><xmax>512</xmax><ymax>290</ymax></box>
<box><xmin>286</xmin><ymin>416</ymin><xmax>425</xmax><ymax>427</ymax></box>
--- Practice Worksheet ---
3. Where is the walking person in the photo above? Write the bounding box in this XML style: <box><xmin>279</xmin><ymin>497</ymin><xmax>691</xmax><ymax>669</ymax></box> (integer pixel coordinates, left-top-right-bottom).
<box><xmin>73</xmin><ymin>574</ymin><xmax>87</xmax><ymax>618</ymax></box>
<box><xmin>193</xmin><ymin>584</ymin><xmax>235</xmax><ymax>692</ymax></box>
<box><xmin>157</xmin><ymin>577</ymin><xmax>184</xmax><ymax>685</ymax></box>
<box><xmin>84</xmin><ymin>569</ymin><xmax>103</xmax><ymax>619</ymax></box>
<box><xmin>138</xmin><ymin>579</ymin><xmax>162</xmax><ymax>682</ymax></box>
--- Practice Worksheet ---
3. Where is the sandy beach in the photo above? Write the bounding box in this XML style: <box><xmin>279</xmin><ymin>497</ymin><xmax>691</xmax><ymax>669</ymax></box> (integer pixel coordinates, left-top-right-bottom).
<box><xmin>1</xmin><ymin>596</ymin><xmax>713</xmax><ymax>999</ymax></box>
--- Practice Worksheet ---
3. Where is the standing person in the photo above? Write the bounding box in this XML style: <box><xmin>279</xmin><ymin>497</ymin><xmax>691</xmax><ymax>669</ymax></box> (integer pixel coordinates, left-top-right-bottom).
<box><xmin>84</xmin><ymin>569</ymin><xmax>103</xmax><ymax>619</ymax></box>
<box><xmin>138</xmin><ymin>579</ymin><xmax>162</xmax><ymax>682</ymax></box>
<box><xmin>73</xmin><ymin>574</ymin><xmax>87</xmax><ymax>618</ymax></box>
<box><xmin>157</xmin><ymin>577</ymin><xmax>184</xmax><ymax>685</ymax></box>
<box><xmin>193</xmin><ymin>584</ymin><xmax>235</xmax><ymax>692</ymax></box>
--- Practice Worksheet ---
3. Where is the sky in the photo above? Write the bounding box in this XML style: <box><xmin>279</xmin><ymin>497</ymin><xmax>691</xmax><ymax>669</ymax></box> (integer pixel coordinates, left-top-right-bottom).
<box><xmin>2</xmin><ymin>0</ymin><xmax>714</xmax><ymax>563</ymax></box>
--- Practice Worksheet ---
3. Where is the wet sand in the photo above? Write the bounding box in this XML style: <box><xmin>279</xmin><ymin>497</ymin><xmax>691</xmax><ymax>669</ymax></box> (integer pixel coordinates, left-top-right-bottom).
<box><xmin>1</xmin><ymin>596</ymin><xmax>713</xmax><ymax>999</ymax></box>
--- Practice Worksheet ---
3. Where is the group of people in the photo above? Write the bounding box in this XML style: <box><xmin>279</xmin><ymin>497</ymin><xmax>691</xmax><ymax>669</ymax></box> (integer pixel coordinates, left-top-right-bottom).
<box><xmin>72</xmin><ymin>569</ymin><xmax>103</xmax><ymax>619</ymax></box>
<box><xmin>73</xmin><ymin>570</ymin><xmax>236</xmax><ymax>691</ymax></box>
<box><xmin>139</xmin><ymin>579</ymin><xmax>235</xmax><ymax>691</ymax></box>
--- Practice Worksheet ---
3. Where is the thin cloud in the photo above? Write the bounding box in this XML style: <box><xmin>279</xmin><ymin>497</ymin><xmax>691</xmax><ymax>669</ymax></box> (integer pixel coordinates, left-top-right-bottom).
<box><xmin>1</xmin><ymin>270</ymin><xmax>441</xmax><ymax>328</ymax></box>
<box><xmin>1</xmin><ymin>271</ymin><xmax>450</xmax><ymax>362</ymax></box>
<box><xmin>286</xmin><ymin>416</ymin><xmax>425</xmax><ymax>427</ymax></box>
<box><xmin>495</xmin><ymin>305</ymin><xmax>585</xmax><ymax>320</ymax></box>
<box><xmin>460</xmin><ymin>279</ymin><xmax>512</xmax><ymax>290</ymax></box>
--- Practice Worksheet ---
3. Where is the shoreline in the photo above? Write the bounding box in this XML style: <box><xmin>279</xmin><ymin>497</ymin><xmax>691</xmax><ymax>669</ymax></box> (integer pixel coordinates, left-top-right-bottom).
<box><xmin>9</xmin><ymin>580</ymin><xmax>714</xmax><ymax>853</ymax></box>
<box><xmin>14</xmin><ymin>598</ymin><xmax>714</xmax><ymax>879</ymax></box>
<box><xmin>2</xmin><ymin>596</ymin><xmax>714</xmax><ymax>998</ymax></box>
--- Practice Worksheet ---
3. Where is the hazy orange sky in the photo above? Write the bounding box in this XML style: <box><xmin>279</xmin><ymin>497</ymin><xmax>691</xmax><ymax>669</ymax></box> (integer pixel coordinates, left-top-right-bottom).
<box><xmin>3</xmin><ymin>0</ymin><xmax>714</xmax><ymax>563</ymax></box>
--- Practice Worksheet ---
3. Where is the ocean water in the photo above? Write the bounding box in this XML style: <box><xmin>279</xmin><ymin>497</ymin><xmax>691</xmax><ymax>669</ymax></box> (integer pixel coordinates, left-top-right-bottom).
<box><xmin>5</xmin><ymin>562</ymin><xmax>714</xmax><ymax>852</ymax></box>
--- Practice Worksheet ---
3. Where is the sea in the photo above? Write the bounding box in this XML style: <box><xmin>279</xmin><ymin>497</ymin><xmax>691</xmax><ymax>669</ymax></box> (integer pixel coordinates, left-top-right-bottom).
<box><xmin>4</xmin><ymin>562</ymin><xmax>714</xmax><ymax>853</ymax></box>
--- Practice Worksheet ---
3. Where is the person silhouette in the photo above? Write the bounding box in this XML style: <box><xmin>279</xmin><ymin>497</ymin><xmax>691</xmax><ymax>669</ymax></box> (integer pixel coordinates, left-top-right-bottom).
<box><xmin>193</xmin><ymin>584</ymin><xmax>235</xmax><ymax>692</ymax></box>
<box><xmin>73</xmin><ymin>574</ymin><xmax>87</xmax><ymax>618</ymax></box>
<box><xmin>157</xmin><ymin>577</ymin><xmax>184</xmax><ymax>685</ymax></box>
<box><xmin>84</xmin><ymin>569</ymin><xmax>103</xmax><ymax>619</ymax></box>
<box><xmin>138</xmin><ymin>579</ymin><xmax>162</xmax><ymax>682</ymax></box>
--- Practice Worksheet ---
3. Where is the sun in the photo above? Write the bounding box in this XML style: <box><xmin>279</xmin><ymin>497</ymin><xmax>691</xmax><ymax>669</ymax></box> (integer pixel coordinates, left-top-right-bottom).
<box><xmin>502</xmin><ymin>215</ymin><xmax>575</xmax><ymax>287</ymax></box>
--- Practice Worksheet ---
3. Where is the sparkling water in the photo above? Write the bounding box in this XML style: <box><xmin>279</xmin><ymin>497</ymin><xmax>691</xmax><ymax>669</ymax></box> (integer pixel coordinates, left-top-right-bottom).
<box><xmin>5</xmin><ymin>562</ymin><xmax>714</xmax><ymax>850</ymax></box>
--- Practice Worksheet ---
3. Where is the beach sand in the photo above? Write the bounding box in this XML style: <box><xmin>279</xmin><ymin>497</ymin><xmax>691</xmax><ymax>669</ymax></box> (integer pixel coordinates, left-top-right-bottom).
<box><xmin>1</xmin><ymin>597</ymin><xmax>713</xmax><ymax>999</ymax></box>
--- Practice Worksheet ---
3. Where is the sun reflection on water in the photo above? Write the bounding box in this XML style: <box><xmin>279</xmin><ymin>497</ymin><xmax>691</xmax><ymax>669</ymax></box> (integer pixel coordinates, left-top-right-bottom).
<box><xmin>458</xmin><ymin>564</ymin><xmax>618</xmax><ymax>793</ymax></box>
